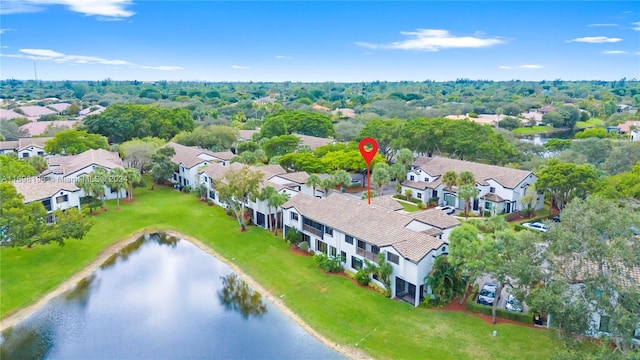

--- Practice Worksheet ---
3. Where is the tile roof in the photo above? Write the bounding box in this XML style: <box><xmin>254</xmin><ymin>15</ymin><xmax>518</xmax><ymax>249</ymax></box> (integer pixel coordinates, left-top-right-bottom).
<box><xmin>238</xmin><ymin>130</ymin><xmax>258</xmax><ymax>140</ymax></box>
<box><xmin>617</xmin><ymin>120</ymin><xmax>640</xmax><ymax>133</ymax></box>
<box><xmin>166</xmin><ymin>142</ymin><xmax>223</xmax><ymax>169</ymax></box>
<box><xmin>19</xmin><ymin>121</ymin><xmax>78</xmax><ymax>137</ymax></box>
<box><xmin>11</xmin><ymin>176</ymin><xmax>80</xmax><ymax>203</ymax></box>
<box><xmin>210</xmin><ymin>150</ymin><xmax>235</xmax><ymax>161</ymax></box>
<box><xmin>272</xmin><ymin>171</ymin><xmax>310</xmax><ymax>184</ymax></box>
<box><xmin>79</xmin><ymin>105</ymin><xmax>105</xmax><ymax>116</ymax></box>
<box><xmin>482</xmin><ymin>193</ymin><xmax>505</xmax><ymax>202</ymax></box>
<box><xmin>0</xmin><ymin>109</ymin><xmax>24</xmax><ymax>120</ymax></box>
<box><xmin>48</xmin><ymin>103</ymin><xmax>71</xmax><ymax>113</ymax></box>
<box><xmin>18</xmin><ymin>106</ymin><xmax>56</xmax><ymax>117</ymax></box>
<box><xmin>44</xmin><ymin>149</ymin><xmax>123</xmax><ymax>177</ymax></box>
<box><xmin>402</xmin><ymin>180</ymin><xmax>430</xmax><ymax>190</ymax></box>
<box><xmin>294</xmin><ymin>133</ymin><xmax>333</xmax><ymax>150</ymax></box>
<box><xmin>369</xmin><ymin>195</ymin><xmax>404</xmax><ymax>211</ymax></box>
<box><xmin>17</xmin><ymin>137</ymin><xmax>52</xmax><ymax>151</ymax></box>
<box><xmin>409</xmin><ymin>209</ymin><xmax>461</xmax><ymax>229</ymax></box>
<box><xmin>200</xmin><ymin>162</ymin><xmax>286</xmax><ymax>183</ymax></box>
<box><xmin>284</xmin><ymin>192</ymin><xmax>444</xmax><ymax>263</ymax></box>
<box><xmin>0</xmin><ymin>140</ymin><xmax>19</xmax><ymax>150</ymax></box>
<box><xmin>412</xmin><ymin>156</ymin><xmax>532</xmax><ymax>189</ymax></box>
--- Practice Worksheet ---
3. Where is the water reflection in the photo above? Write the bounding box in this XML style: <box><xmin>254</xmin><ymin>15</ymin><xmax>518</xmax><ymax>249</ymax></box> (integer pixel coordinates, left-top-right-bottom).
<box><xmin>1</xmin><ymin>233</ymin><xmax>343</xmax><ymax>359</ymax></box>
<box><xmin>218</xmin><ymin>273</ymin><xmax>267</xmax><ymax>319</ymax></box>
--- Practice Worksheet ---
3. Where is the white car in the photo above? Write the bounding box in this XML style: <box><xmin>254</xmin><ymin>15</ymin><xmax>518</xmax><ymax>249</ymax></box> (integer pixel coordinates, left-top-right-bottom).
<box><xmin>505</xmin><ymin>294</ymin><xmax>523</xmax><ymax>312</ymax></box>
<box><xmin>522</xmin><ymin>222</ymin><xmax>547</xmax><ymax>233</ymax></box>
<box><xmin>477</xmin><ymin>283</ymin><xmax>499</xmax><ymax>306</ymax></box>
<box><xmin>435</xmin><ymin>205</ymin><xmax>455</xmax><ymax>215</ymax></box>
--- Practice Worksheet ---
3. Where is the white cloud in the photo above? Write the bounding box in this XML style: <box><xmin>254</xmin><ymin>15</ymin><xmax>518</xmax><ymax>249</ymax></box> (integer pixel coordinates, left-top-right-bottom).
<box><xmin>355</xmin><ymin>29</ymin><xmax>505</xmax><ymax>52</ymax></box>
<box><xmin>632</xmin><ymin>22</ymin><xmax>640</xmax><ymax>31</ymax></box>
<box><xmin>1</xmin><ymin>48</ymin><xmax>181</xmax><ymax>70</ymax></box>
<box><xmin>275</xmin><ymin>55</ymin><xmax>293</xmax><ymax>60</ymax></box>
<box><xmin>567</xmin><ymin>36</ymin><xmax>623</xmax><ymax>43</ymax></box>
<box><xmin>498</xmin><ymin>65</ymin><xmax>511</xmax><ymax>70</ymax></box>
<box><xmin>231</xmin><ymin>65</ymin><xmax>250</xmax><ymax>69</ymax></box>
<box><xmin>587</xmin><ymin>23</ymin><xmax>618</xmax><ymax>27</ymax></box>
<box><xmin>519</xmin><ymin>64</ymin><xmax>544</xmax><ymax>69</ymax></box>
<box><xmin>602</xmin><ymin>50</ymin><xmax>627</xmax><ymax>54</ymax></box>
<box><xmin>0</xmin><ymin>28</ymin><xmax>11</xmax><ymax>34</ymax></box>
<box><xmin>0</xmin><ymin>0</ymin><xmax>134</xmax><ymax>18</ymax></box>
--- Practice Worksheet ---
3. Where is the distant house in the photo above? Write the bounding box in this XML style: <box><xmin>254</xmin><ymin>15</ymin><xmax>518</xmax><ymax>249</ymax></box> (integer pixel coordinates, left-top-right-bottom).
<box><xmin>41</xmin><ymin>149</ymin><xmax>126</xmax><ymax>200</ymax></box>
<box><xmin>235</xmin><ymin>131</ymin><xmax>333</xmax><ymax>150</ymax></box>
<box><xmin>10</xmin><ymin>177</ymin><xmax>81</xmax><ymax>221</ymax></box>
<box><xmin>19</xmin><ymin>120</ymin><xmax>79</xmax><ymax>137</ymax></box>
<box><xmin>237</xmin><ymin>129</ymin><xmax>258</xmax><ymax>142</ymax></box>
<box><xmin>538</xmin><ymin>105</ymin><xmax>555</xmax><ymax>114</ymax></box>
<box><xmin>282</xmin><ymin>192</ymin><xmax>459</xmax><ymax>306</ymax></box>
<box><xmin>254</xmin><ymin>96</ymin><xmax>277</xmax><ymax>105</ymax></box>
<box><xmin>444</xmin><ymin>114</ymin><xmax>502</xmax><ymax>126</ymax></box>
<box><xmin>18</xmin><ymin>105</ymin><xmax>56</xmax><ymax>120</ymax></box>
<box><xmin>0</xmin><ymin>137</ymin><xmax>52</xmax><ymax>159</ymax></box>
<box><xmin>0</xmin><ymin>109</ymin><xmax>25</xmax><ymax>121</ymax></box>
<box><xmin>332</xmin><ymin>108</ymin><xmax>356</xmax><ymax>118</ymax></box>
<box><xmin>616</xmin><ymin>120</ymin><xmax>640</xmax><ymax>141</ymax></box>
<box><xmin>402</xmin><ymin>156</ymin><xmax>543</xmax><ymax>215</ymax></box>
<box><xmin>617</xmin><ymin>104</ymin><xmax>638</xmax><ymax>114</ymax></box>
<box><xmin>165</xmin><ymin>142</ymin><xmax>234</xmax><ymax>188</ymax></box>
<box><xmin>47</xmin><ymin>103</ymin><xmax>71</xmax><ymax>113</ymax></box>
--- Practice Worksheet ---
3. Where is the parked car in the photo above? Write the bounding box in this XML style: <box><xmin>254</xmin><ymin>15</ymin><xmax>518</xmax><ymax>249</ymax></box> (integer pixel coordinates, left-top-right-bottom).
<box><xmin>435</xmin><ymin>205</ymin><xmax>455</xmax><ymax>215</ymax></box>
<box><xmin>522</xmin><ymin>222</ymin><xmax>548</xmax><ymax>233</ymax></box>
<box><xmin>477</xmin><ymin>283</ymin><xmax>499</xmax><ymax>306</ymax></box>
<box><xmin>505</xmin><ymin>294</ymin><xmax>523</xmax><ymax>312</ymax></box>
<box><xmin>552</xmin><ymin>214</ymin><xmax>561</xmax><ymax>222</ymax></box>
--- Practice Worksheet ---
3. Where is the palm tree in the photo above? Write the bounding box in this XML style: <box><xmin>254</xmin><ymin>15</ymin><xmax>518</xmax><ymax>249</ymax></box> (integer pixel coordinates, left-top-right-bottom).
<box><xmin>389</xmin><ymin>163</ymin><xmax>406</xmax><ymax>186</ymax></box>
<box><xmin>377</xmin><ymin>253</ymin><xmax>393</xmax><ymax>297</ymax></box>
<box><xmin>124</xmin><ymin>167</ymin><xmax>142</xmax><ymax>201</ymax></box>
<box><xmin>395</xmin><ymin>148</ymin><xmax>414</xmax><ymax>170</ymax></box>
<box><xmin>269</xmin><ymin>192</ymin><xmax>290</xmax><ymax>236</ymax></box>
<box><xmin>319</xmin><ymin>177</ymin><xmax>335</xmax><ymax>197</ymax></box>
<box><xmin>259</xmin><ymin>185</ymin><xmax>277</xmax><ymax>230</ymax></box>
<box><xmin>305</xmin><ymin>174</ymin><xmax>322</xmax><ymax>197</ymax></box>
<box><xmin>371</xmin><ymin>164</ymin><xmax>390</xmax><ymax>198</ymax></box>
<box><xmin>442</xmin><ymin>170</ymin><xmax>458</xmax><ymax>192</ymax></box>
<box><xmin>457</xmin><ymin>171</ymin><xmax>475</xmax><ymax>187</ymax></box>
<box><xmin>109</xmin><ymin>167</ymin><xmax>127</xmax><ymax>209</ymax></box>
<box><xmin>458</xmin><ymin>184</ymin><xmax>477</xmax><ymax>219</ymax></box>
<box><xmin>92</xmin><ymin>168</ymin><xmax>108</xmax><ymax>210</ymax></box>
<box><xmin>76</xmin><ymin>175</ymin><xmax>98</xmax><ymax>213</ymax></box>
<box><xmin>425</xmin><ymin>256</ymin><xmax>465</xmax><ymax>306</ymax></box>
<box><xmin>332</xmin><ymin>170</ymin><xmax>351</xmax><ymax>192</ymax></box>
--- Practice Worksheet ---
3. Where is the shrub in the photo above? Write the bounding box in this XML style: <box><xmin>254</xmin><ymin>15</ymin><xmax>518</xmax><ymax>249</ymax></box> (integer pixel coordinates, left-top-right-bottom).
<box><xmin>313</xmin><ymin>253</ymin><xmax>343</xmax><ymax>273</ymax></box>
<box><xmin>428</xmin><ymin>197</ymin><xmax>439</xmax><ymax>206</ymax></box>
<box><xmin>182</xmin><ymin>185</ymin><xmax>192</xmax><ymax>193</ymax></box>
<box><xmin>417</xmin><ymin>202</ymin><xmax>426</xmax><ymax>209</ymax></box>
<box><xmin>298</xmin><ymin>241</ymin><xmax>309</xmax><ymax>252</ymax></box>
<box><xmin>206</xmin><ymin>199</ymin><xmax>213</xmax><ymax>206</ymax></box>
<box><xmin>393</xmin><ymin>194</ymin><xmax>408</xmax><ymax>201</ymax></box>
<box><xmin>344</xmin><ymin>269</ymin><xmax>356</xmax><ymax>280</ymax></box>
<box><xmin>355</xmin><ymin>269</ymin><xmax>370</xmax><ymax>286</ymax></box>
<box><xmin>285</xmin><ymin>228</ymin><xmax>302</xmax><ymax>247</ymax></box>
<box><xmin>409</xmin><ymin>197</ymin><xmax>422</xmax><ymax>205</ymax></box>
<box><xmin>369</xmin><ymin>282</ymin><xmax>389</xmax><ymax>297</ymax></box>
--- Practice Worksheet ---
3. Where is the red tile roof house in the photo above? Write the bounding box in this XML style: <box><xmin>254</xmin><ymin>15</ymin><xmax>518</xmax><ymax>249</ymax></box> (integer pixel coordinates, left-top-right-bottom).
<box><xmin>18</xmin><ymin>105</ymin><xmax>57</xmax><ymax>121</ymax></box>
<box><xmin>617</xmin><ymin>120</ymin><xmax>640</xmax><ymax>141</ymax></box>
<box><xmin>402</xmin><ymin>156</ymin><xmax>543</xmax><ymax>215</ymax></box>
<box><xmin>0</xmin><ymin>109</ymin><xmax>26</xmax><ymax>121</ymax></box>
<box><xmin>165</xmin><ymin>142</ymin><xmax>234</xmax><ymax>188</ymax></box>
<box><xmin>41</xmin><ymin>149</ymin><xmax>126</xmax><ymax>200</ymax></box>
<box><xmin>0</xmin><ymin>137</ymin><xmax>53</xmax><ymax>159</ymax></box>
<box><xmin>282</xmin><ymin>191</ymin><xmax>460</xmax><ymax>306</ymax></box>
<box><xmin>10</xmin><ymin>176</ymin><xmax>82</xmax><ymax>221</ymax></box>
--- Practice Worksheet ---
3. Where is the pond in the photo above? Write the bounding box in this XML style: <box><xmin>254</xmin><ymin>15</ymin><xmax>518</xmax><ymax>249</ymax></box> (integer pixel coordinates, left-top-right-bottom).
<box><xmin>517</xmin><ymin>128</ymin><xmax>578</xmax><ymax>146</ymax></box>
<box><xmin>1</xmin><ymin>233</ymin><xmax>344</xmax><ymax>360</ymax></box>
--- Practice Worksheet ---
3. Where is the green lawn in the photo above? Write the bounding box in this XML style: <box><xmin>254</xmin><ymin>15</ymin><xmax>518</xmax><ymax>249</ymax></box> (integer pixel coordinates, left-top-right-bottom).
<box><xmin>1</xmin><ymin>185</ymin><xmax>562</xmax><ymax>359</ymax></box>
<box><xmin>397</xmin><ymin>200</ymin><xmax>421</xmax><ymax>212</ymax></box>
<box><xmin>575</xmin><ymin>118</ymin><xmax>604</xmax><ymax>129</ymax></box>
<box><xmin>512</xmin><ymin>126</ymin><xmax>557</xmax><ymax>135</ymax></box>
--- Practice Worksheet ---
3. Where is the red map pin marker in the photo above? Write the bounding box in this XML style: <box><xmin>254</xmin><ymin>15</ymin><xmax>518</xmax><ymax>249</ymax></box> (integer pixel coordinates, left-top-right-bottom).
<box><xmin>359</xmin><ymin>137</ymin><xmax>378</xmax><ymax>205</ymax></box>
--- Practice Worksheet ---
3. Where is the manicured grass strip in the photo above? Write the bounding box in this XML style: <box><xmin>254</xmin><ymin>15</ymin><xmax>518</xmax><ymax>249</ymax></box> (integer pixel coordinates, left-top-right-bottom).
<box><xmin>512</xmin><ymin>126</ymin><xmax>558</xmax><ymax>135</ymax></box>
<box><xmin>397</xmin><ymin>200</ymin><xmax>420</xmax><ymax>212</ymax></box>
<box><xmin>0</xmin><ymin>186</ymin><xmax>561</xmax><ymax>359</ymax></box>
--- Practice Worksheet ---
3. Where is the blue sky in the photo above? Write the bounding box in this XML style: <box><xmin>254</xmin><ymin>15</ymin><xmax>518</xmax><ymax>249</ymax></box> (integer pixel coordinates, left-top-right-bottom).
<box><xmin>0</xmin><ymin>1</ymin><xmax>638</xmax><ymax>82</ymax></box>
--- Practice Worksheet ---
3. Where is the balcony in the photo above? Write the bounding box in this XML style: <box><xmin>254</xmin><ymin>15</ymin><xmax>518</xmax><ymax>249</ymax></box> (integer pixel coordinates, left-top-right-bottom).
<box><xmin>356</xmin><ymin>248</ymin><xmax>378</xmax><ymax>262</ymax></box>
<box><xmin>303</xmin><ymin>224</ymin><xmax>322</xmax><ymax>238</ymax></box>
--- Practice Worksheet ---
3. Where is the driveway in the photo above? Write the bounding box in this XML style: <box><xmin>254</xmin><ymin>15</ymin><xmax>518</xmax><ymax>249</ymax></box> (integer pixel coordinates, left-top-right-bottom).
<box><xmin>474</xmin><ymin>274</ymin><xmax>529</xmax><ymax>313</ymax></box>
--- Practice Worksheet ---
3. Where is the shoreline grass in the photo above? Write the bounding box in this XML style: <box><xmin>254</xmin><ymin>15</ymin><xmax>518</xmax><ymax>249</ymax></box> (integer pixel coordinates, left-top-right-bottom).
<box><xmin>0</xmin><ymin>185</ymin><xmax>561</xmax><ymax>359</ymax></box>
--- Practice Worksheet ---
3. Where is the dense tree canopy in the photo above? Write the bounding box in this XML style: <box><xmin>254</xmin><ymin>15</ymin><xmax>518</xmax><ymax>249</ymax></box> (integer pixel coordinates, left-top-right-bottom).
<box><xmin>536</xmin><ymin>160</ymin><xmax>601</xmax><ymax>210</ymax></box>
<box><xmin>0</xmin><ymin>155</ymin><xmax>38</xmax><ymax>180</ymax></box>
<box><xmin>260</xmin><ymin>110</ymin><xmax>335</xmax><ymax>139</ymax></box>
<box><xmin>44</xmin><ymin>130</ymin><xmax>109</xmax><ymax>155</ymax></box>
<box><xmin>171</xmin><ymin>125</ymin><xmax>238</xmax><ymax>151</ymax></box>
<box><xmin>84</xmin><ymin>104</ymin><xmax>195</xmax><ymax>143</ymax></box>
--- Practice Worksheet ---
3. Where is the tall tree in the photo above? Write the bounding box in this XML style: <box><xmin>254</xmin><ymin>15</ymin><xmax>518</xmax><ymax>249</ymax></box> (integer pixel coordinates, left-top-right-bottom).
<box><xmin>269</xmin><ymin>192</ymin><xmax>290</xmax><ymax>236</ymax></box>
<box><xmin>305</xmin><ymin>173</ymin><xmax>322</xmax><ymax>197</ymax></box>
<box><xmin>371</xmin><ymin>163</ymin><xmax>390</xmax><ymax>196</ymax></box>
<box><xmin>395</xmin><ymin>148</ymin><xmax>414</xmax><ymax>170</ymax></box>
<box><xmin>150</xmin><ymin>147</ymin><xmax>176</xmax><ymax>189</ymax></box>
<box><xmin>258</xmin><ymin>185</ymin><xmax>277</xmax><ymax>231</ymax></box>
<box><xmin>108</xmin><ymin>167</ymin><xmax>127</xmax><ymax>209</ymax></box>
<box><xmin>44</xmin><ymin>130</ymin><xmax>109</xmax><ymax>155</ymax></box>
<box><xmin>426</xmin><ymin>256</ymin><xmax>466</xmax><ymax>306</ymax></box>
<box><xmin>448</xmin><ymin>224</ymin><xmax>485</xmax><ymax>304</ymax></box>
<box><xmin>536</xmin><ymin>160</ymin><xmax>600</xmax><ymax>210</ymax></box>
<box><xmin>119</xmin><ymin>137</ymin><xmax>164</xmax><ymax>172</ymax></box>
<box><xmin>357</xmin><ymin>118</ymin><xmax>403</xmax><ymax>162</ymax></box>
<box><xmin>319</xmin><ymin>177</ymin><xmax>335</xmax><ymax>196</ymax></box>
<box><xmin>457</xmin><ymin>171</ymin><xmax>475</xmax><ymax>186</ymax></box>
<box><xmin>442</xmin><ymin>170</ymin><xmax>458</xmax><ymax>192</ymax></box>
<box><xmin>215</xmin><ymin>166</ymin><xmax>264</xmax><ymax>232</ymax></box>
<box><xmin>332</xmin><ymin>170</ymin><xmax>352</xmax><ymax>191</ymax></box>
<box><xmin>0</xmin><ymin>155</ymin><xmax>38</xmax><ymax>180</ymax></box>
<box><xmin>124</xmin><ymin>167</ymin><xmax>142</xmax><ymax>201</ymax></box>
<box><xmin>458</xmin><ymin>184</ymin><xmax>477</xmax><ymax>218</ymax></box>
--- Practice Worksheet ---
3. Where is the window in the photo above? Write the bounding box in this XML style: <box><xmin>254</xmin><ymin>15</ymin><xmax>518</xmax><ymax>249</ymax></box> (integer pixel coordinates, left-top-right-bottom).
<box><xmin>424</xmin><ymin>177</ymin><xmax>428</xmax><ymax>182</ymax></box>
<box><xmin>341</xmin><ymin>251</ymin><xmax>346</xmax><ymax>263</ymax></box>
<box><xmin>357</xmin><ymin>240</ymin><xmax>366</xmax><ymax>250</ymax></box>
<box><xmin>417</xmin><ymin>193</ymin><xmax>422</xmax><ymax>199</ymax></box>
<box><xmin>432</xmin><ymin>190</ymin><xmax>438</xmax><ymax>198</ymax></box>
<box><xmin>485</xmin><ymin>202</ymin><xmax>492</xmax><ymax>210</ymax></box>
<box><xmin>316</xmin><ymin>240</ymin><xmax>328</xmax><ymax>254</ymax></box>
<box><xmin>599</xmin><ymin>316</ymin><xmax>610</xmax><ymax>332</ymax></box>
<box><xmin>489</xmin><ymin>187</ymin><xmax>496</xmax><ymax>193</ymax></box>
<box><xmin>352</xmin><ymin>256</ymin><xmax>363</xmax><ymax>270</ymax></box>
<box><xmin>387</xmin><ymin>252</ymin><xmax>399</xmax><ymax>265</ymax></box>
<box><xmin>330</xmin><ymin>246</ymin><xmax>337</xmax><ymax>257</ymax></box>
<box><xmin>22</xmin><ymin>152</ymin><xmax>29</xmax><ymax>158</ymax></box>
<box><xmin>410</xmin><ymin>175</ymin><xmax>415</xmax><ymax>181</ymax></box>
<box><xmin>38</xmin><ymin>151</ymin><xmax>44</xmax><ymax>156</ymax></box>
<box><xmin>325</xmin><ymin>227</ymin><xmax>333</xmax><ymax>236</ymax></box>
<box><xmin>345</xmin><ymin>235</ymin><xmax>353</xmax><ymax>244</ymax></box>
<box><xmin>55</xmin><ymin>195</ymin><xmax>68</xmax><ymax>204</ymax></box>
<box><xmin>290</xmin><ymin>212</ymin><xmax>299</xmax><ymax>221</ymax></box>
<box><xmin>209</xmin><ymin>190</ymin><xmax>215</xmax><ymax>200</ymax></box>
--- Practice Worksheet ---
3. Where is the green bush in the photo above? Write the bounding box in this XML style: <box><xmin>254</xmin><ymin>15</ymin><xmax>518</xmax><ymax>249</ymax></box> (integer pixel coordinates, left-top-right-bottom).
<box><xmin>355</xmin><ymin>269</ymin><xmax>370</xmax><ymax>286</ymax></box>
<box><xmin>393</xmin><ymin>194</ymin><xmax>408</xmax><ymax>201</ymax></box>
<box><xmin>495</xmin><ymin>308</ymin><xmax>532</xmax><ymax>323</ymax></box>
<box><xmin>428</xmin><ymin>197</ymin><xmax>439</xmax><ymax>206</ymax></box>
<box><xmin>344</xmin><ymin>269</ymin><xmax>356</xmax><ymax>280</ymax></box>
<box><xmin>285</xmin><ymin>228</ymin><xmax>302</xmax><ymax>247</ymax></box>
<box><xmin>299</xmin><ymin>241</ymin><xmax>309</xmax><ymax>252</ymax></box>
<box><xmin>313</xmin><ymin>253</ymin><xmax>344</xmax><ymax>273</ymax></box>
<box><xmin>514</xmin><ymin>224</ymin><xmax>526</xmax><ymax>231</ymax></box>
<box><xmin>369</xmin><ymin>282</ymin><xmax>389</xmax><ymax>297</ymax></box>
<box><xmin>409</xmin><ymin>197</ymin><xmax>422</xmax><ymax>205</ymax></box>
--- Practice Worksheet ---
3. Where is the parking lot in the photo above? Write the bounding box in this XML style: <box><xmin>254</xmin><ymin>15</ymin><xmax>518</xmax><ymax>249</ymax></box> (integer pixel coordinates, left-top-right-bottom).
<box><xmin>475</xmin><ymin>275</ymin><xmax>529</xmax><ymax>313</ymax></box>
